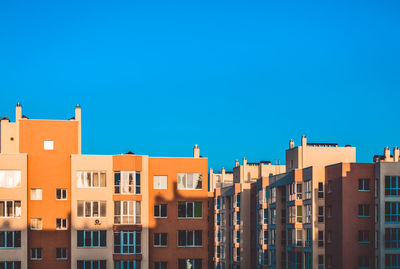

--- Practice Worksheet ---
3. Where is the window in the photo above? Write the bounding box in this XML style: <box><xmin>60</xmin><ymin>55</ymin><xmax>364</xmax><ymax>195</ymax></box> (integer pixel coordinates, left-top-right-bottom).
<box><xmin>77</xmin><ymin>201</ymin><xmax>106</xmax><ymax>218</ymax></box>
<box><xmin>385</xmin><ymin>228</ymin><xmax>400</xmax><ymax>249</ymax></box>
<box><xmin>305</xmin><ymin>229</ymin><xmax>312</xmax><ymax>247</ymax></box>
<box><xmin>114</xmin><ymin>260</ymin><xmax>141</xmax><ymax>269</ymax></box>
<box><xmin>385</xmin><ymin>202</ymin><xmax>400</xmax><ymax>223</ymax></box>
<box><xmin>56</xmin><ymin>248</ymin><xmax>67</xmax><ymax>260</ymax></box>
<box><xmin>263</xmin><ymin>230</ymin><xmax>268</xmax><ymax>245</ymax></box>
<box><xmin>31</xmin><ymin>248</ymin><xmax>42</xmax><ymax>260</ymax></box>
<box><xmin>318</xmin><ymin>182</ymin><xmax>324</xmax><ymax>198</ymax></box>
<box><xmin>235</xmin><ymin>193</ymin><xmax>241</xmax><ymax>208</ymax></box>
<box><xmin>0</xmin><ymin>231</ymin><xmax>21</xmax><ymax>248</ymax></box>
<box><xmin>77</xmin><ymin>260</ymin><xmax>107</xmax><ymax>269</ymax></box>
<box><xmin>318</xmin><ymin>231</ymin><xmax>324</xmax><ymax>247</ymax></box>
<box><xmin>235</xmin><ymin>230</ymin><xmax>240</xmax><ymax>244</ymax></box>
<box><xmin>359</xmin><ymin>179</ymin><xmax>370</xmax><ymax>191</ymax></box>
<box><xmin>305</xmin><ymin>205</ymin><xmax>312</xmax><ymax>223</ymax></box>
<box><xmin>154</xmin><ymin>204</ymin><xmax>167</xmax><ymax>218</ymax></box>
<box><xmin>358</xmin><ymin>230</ymin><xmax>370</xmax><ymax>243</ymax></box>
<box><xmin>56</xmin><ymin>218</ymin><xmax>67</xmax><ymax>230</ymax></box>
<box><xmin>177</xmin><ymin>173</ymin><xmax>202</xmax><ymax>190</ymax></box>
<box><xmin>359</xmin><ymin>256</ymin><xmax>370</xmax><ymax>269</ymax></box>
<box><xmin>77</xmin><ymin>230</ymin><xmax>107</xmax><ymax>248</ymax></box>
<box><xmin>270</xmin><ymin>187</ymin><xmax>276</xmax><ymax>203</ymax></box>
<box><xmin>56</xmin><ymin>189</ymin><xmax>67</xmax><ymax>200</ymax></box>
<box><xmin>178</xmin><ymin>259</ymin><xmax>202</xmax><ymax>269</ymax></box>
<box><xmin>358</xmin><ymin>204</ymin><xmax>370</xmax><ymax>217</ymax></box>
<box><xmin>31</xmin><ymin>189</ymin><xmax>42</xmax><ymax>200</ymax></box>
<box><xmin>114</xmin><ymin>231</ymin><xmax>141</xmax><ymax>254</ymax></box>
<box><xmin>154</xmin><ymin>262</ymin><xmax>167</xmax><ymax>269</ymax></box>
<box><xmin>236</xmin><ymin>211</ymin><xmax>240</xmax><ymax>225</ymax></box>
<box><xmin>327</xmin><ymin>230</ymin><xmax>332</xmax><ymax>243</ymax></box>
<box><xmin>0</xmin><ymin>201</ymin><xmax>21</xmax><ymax>218</ymax></box>
<box><xmin>114</xmin><ymin>171</ymin><xmax>140</xmax><ymax>194</ymax></box>
<box><xmin>114</xmin><ymin>201</ymin><xmax>141</xmax><ymax>224</ymax></box>
<box><xmin>270</xmin><ymin>208</ymin><xmax>276</xmax><ymax>225</ymax></box>
<box><xmin>154</xmin><ymin>176</ymin><xmax>168</xmax><ymax>189</ymax></box>
<box><xmin>318</xmin><ymin>206</ymin><xmax>324</xmax><ymax>223</ymax></box>
<box><xmin>270</xmin><ymin>229</ymin><xmax>276</xmax><ymax>245</ymax></box>
<box><xmin>288</xmin><ymin>205</ymin><xmax>302</xmax><ymax>223</ymax></box>
<box><xmin>318</xmin><ymin>255</ymin><xmax>324</xmax><ymax>269</ymax></box>
<box><xmin>178</xmin><ymin>202</ymin><xmax>202</xmax><ymax>218</ymax></box>
<box><xmin>44</xmin><ymin>140</ymin><xmax>54</xmax><ymax>150</ymax></box>
<box><xmin>305</xmin><ymin>180</ymin><xmax>312</xmax><ymax>199</ymax></box>
<box><xmin>178</xmin><ymin>230</ymin><xmax>202</xmax><ymax>247</ymax></box>
<box><xmin>0</xmin><ymin>170</ymin><xmax>21</xmax><ymax>188</ymax></box>
<box><xmin>385</xmin><ymin>254</ymin><xmax>400</xmax><ymax>268</ymax></box>
<box><xmin>0</xmin><ymin>261</ymin><xmax>21</xmax><ymax>269</ymax></box>
<box><xmin>263</xmin><ymin>208</ymin><xmax>268</xmax><ymax>224</ymax></box>
<box><xmin>154</xmin><ymin>233</ymin><xmax>168</xmax><ymax>247</ymax></box>
<box><xmin>31</xmin><ymin>218</ymin><xmax>42</xmax><ymax>230</ymax></box>
<box><xmin>385</xmin><ymin>176</ymin><xmax>400</xmax><ymax>196</ymax></box>
<box><xmin>305</xmin><ymin>252</ymin><xmax>312</xmax><ymax>269</ymax></box>
<box><xmin>77</xmin><ymin>171</ymin><xmax>106</xmax><ymax>188</ymax></box>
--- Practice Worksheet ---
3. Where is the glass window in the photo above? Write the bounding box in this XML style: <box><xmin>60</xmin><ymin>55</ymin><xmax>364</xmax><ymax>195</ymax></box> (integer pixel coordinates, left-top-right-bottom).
<box><xmin>178</xmin><ymin>202</ymin><xmax>202</xmax><ymax>218</ymax></box>
<box><xmin>44</xmin><ymin>140</ymin><xmax>54</xmax><ymax>150</ymax></box>
<box><xmin>358</xmin><ymin>178</ymin><xmax>370</xmax><ymax>191</ymax></box>
<box><xmin>31</xmin><ymin>248</ymin><xmax>42</xmax><ymax>260</ymax></box>
<box><xmin>114</xmin><ymin>231</ymin><xmax>141</xmax><ymax>254</ymax></box>
<box><xmin>114</xmin><ymin>260</ymin><xmax>141</xmax><ymax>269</ymax></box>
<box><xmin>318</xmin><ymin>182</ymin><xmax>324</xmax><ymax>198</ymax></box>
<box><xmin>77</xmin><ymin>230</ymin><xmax>107</xmax><ymax>248</ymax></box>
<box><xmin>385</xmin><ymin>228</ymin><xmax>400</xmax><ymax>249</ymax></box>
<box><xmin>0</xmin><ymin>231</ymin><xmax>21</xmax><ymax>248</ymax></box>
<box><xmin>358</xmin><ymin>204</ymin><xmax>370</xmax><ymax>217</ymax></box>
<box><xmin>154</xmin><ymin>262</ymin><xmax>167</xmax><ymax>269</ymax></box>
<box><xmin>0</xmin><ymin>171</ymin><xmax>21</xmax><ymax>188</ymax></box>
<box><xmin>154</xmin><ymin>176</ymin><xmax>168</xmax><ymax>189</ymax></box>
<box><xmin>31</xmin><ymin>218</ymin><xmax>42</xmax><ymax>230</ymax></box>
<box><xmin>77</xmin><ymin>201</ymin><xmax>106</xmax><ymax>218</ymax></box>
<box><xmin>114</xmin><ymin>201</ymin><xmax>140</xmax><ymax>224</ymax></box>
<box><xmin>358</xmin><ymin>230</ymin><xmax>370</xmax><ymax>243</ymax></box>
<box><xmin>77</xmin><ymin>260</ymin><xmax>107</xmax><ymax>269</ymax></box>
<box><xmin>154</xmin><ymin>233</ymin><xmax>168</xmax><ymax>247</ymax></box>
<box><xmin>31</xmin><ymin>189</ymin><xmax>42</xmax><ymax>200</ymax></box>
<box><xmin>77</xmin><ymin>171</ymin><xmax>106</xmax><ymax>188</ymax></box>
<box><xmin>154</xmin><ymin>204</ymin><xmax>168</xmax><ymax>218</ymax></box>
<box><xmin>114</xmin><ymin>171</ymin><xmax>140</xmax><ymax>194</ymax></box>
<box><xmin>56</xmin><ymin>218</ymin><xmax>67</xmax><ymax>230</ymax></box>
<box><xmin>177</xmin><ymin>173</ymin><xmax>202</xmax><ymax>190</ymax></box>
<box><xmin>177</xmin><ymin>230</ymin><xmax>202</xmax><ymax>247</ymax></box>
<box><xmin>0</xmin><ymin>201</ymin><xmax>21</xmax><ymax>218</ymax></box>
<box><xmin>56</xmin><ymin>189</ymin><xmax>67</xmax><ymax>200</ymax></box>
<box><xmin>178</xmin><ymin>259</ymin><xmax>202</xmax><ymax>269</ymax></box>
<box><xmin>385</xmin><ymin>176</ymin><xmax>400</xmax><ymax>196</ymax></box>
<box><xmin>56</xmin><ymin>248</ymin><xmax>67</xmax><ymax>259</ymax></box>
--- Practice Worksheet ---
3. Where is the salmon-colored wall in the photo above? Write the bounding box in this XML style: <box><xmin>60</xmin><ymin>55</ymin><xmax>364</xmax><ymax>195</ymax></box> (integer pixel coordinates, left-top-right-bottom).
<box><xmin>325</xmin><ymin>163</ymin><xmax>375</xmax><ymax>269</ymax></box>
<box><xmin>20</xmin><ymin>120</ymin><xmax>78</xmax><ymax>269</ymax></box>
<box><xmin>148</xmin><ymin>157</ymin><xmax>209</xmax><ymax>269</ymax></box>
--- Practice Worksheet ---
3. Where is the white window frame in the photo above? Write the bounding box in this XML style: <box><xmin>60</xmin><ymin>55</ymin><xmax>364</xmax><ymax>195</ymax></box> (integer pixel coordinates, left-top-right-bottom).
<box><xmin>31</xmin><ymin>248</ymin><xmax>42</xmax><ymax>260</ymax></box>
<box><xmin>56</xmin><ymin>218</ymin><xmax>67</xmax><ymax>230</ymax></box>
<box><xmin>77</xmin><ymin>201</ymin><xmax>107</xmax><ymax>218</ymax></box>
<box><xmin>56</xmin><ymin>188</ymin><xmax>67</xmax><ymax>200</ymax></box>
<box><xmin>0</xmin><ymin>170</ymin><xmax>21</xmax><ymax>188</ymax></box>
<box><xmin>177</xmin><ymin>173</ymin><xmax>202</xmax><ymax>190</ymax></box>
<box><xmin>56</xmin><ymin>248</ymin><xmax>67</xmax><ymax>260</ymax></box>
<box><xmin>31</xmin><ymin>218</ymin><xmax>43</xmax><ymax>230</ymax></box>
<box><xmin>153</xmin><ymin>175</ymin><xmax>168</xmax><ymax>189</ymax></box>
<box><xmin>44</xmin><ymin>140</ymin><xmax>54</xmax><ymax>150</ymax></box>
<box><xmin>154</xmin><ymin>204</ymin><xmax>168</xmax><ymax>218</ymax></box>
<box><xmin>154</xmin><ymin>233</ymin><xmax>168</xmax><ymax>247</ymax></box>
<box><xmin>77</xmin><ymin>171</ymin><xmax>106</xmax><ymax>188</ymax></box>
<box><xmin>114</xmin><ymin>201</ymin><xmax>141</xmax><ymax>224</ymax></box>
<box><xmin>114</xmin><ymin>171</ymin><xmax>140</xmax><ymax>194</ymax></box>
<box><xmin>0</xmin><ymin>200</ymin><xmax>21</xmax><ymax>218</ymax></box>
<box><xmin>31</xmin><ymin>189</ymin><xmax>42</xmax><ymax>200</ymax></box>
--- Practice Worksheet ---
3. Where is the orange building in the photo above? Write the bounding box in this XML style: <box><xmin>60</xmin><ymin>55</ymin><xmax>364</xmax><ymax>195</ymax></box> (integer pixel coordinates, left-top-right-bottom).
<box><xmin>0</xmin><ymin>104</ymin><xmax>211</xmax><ymax>269</ymax></box>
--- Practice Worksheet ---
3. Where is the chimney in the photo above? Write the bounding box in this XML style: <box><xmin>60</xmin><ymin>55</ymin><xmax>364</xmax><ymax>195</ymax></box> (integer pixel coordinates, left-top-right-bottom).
<box><xmin>301</xmin><ymin>135</ymin><xmax>307</xmax><ymax>146</ymax></box>
<box><xmin>243</xmin><ymin>158</ymin><xmax>247</xmax><ymax>166</ymax></box>
<box><xmin>384</xmin><ymin>147</ymin><xmax>390</xmax><ymax>160</ymax></box>
<box><xmin>222</xmin><ymin>167</ymin><xmax>226</xmax><ymax>175</ymax></box>
<box><xmin>16</xmin><ymin>103</ymin><xmax>22</xmax><ymax>121</ymax></box>
<box><xmin>289</xmin><ymin>139</ymin><xmax>295</xmax><ymax>149</ymax></box>
<box><xmin>193</xmin><ymin>144</ymin><xmax>200</xmax><ymax>158</ymax></box>
<box><xmin>394</xmin><ymin>147</ymin><xmax>399</xmax><ymax>162</ymax></box>
<box><xmin>75</xmin><ymin>104</ymin><xmax>81</xmax><ymax>122</ymax></box>
<box><xmin>235</xmin><ymin>160</ymin><xmax>239</xmax><ymax>167</ymax></box>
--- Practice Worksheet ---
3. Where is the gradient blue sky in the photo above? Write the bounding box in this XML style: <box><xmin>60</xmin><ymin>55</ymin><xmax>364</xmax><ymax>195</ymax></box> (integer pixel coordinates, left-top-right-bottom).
<box><xmin>1</xmin><ymin>0</ymin><xmax>400</xmax><ymax>170</ymax></box>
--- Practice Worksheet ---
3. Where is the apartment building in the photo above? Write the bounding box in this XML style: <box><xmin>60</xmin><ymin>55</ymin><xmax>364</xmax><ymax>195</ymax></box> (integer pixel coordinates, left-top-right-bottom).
<box><xmin>0</xmin><ymin>104</ymin><xmax>211</xmax><ymax>269</ymax></box>
<box><xmin>213</xmin><ymin>159</ymin><xmax>285</xmax><ymax>269</ymax></box>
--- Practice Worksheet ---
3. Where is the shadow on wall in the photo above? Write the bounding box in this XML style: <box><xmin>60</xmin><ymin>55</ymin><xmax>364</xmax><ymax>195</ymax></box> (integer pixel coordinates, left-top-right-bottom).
<box><xmin>151</xmin><ymin>181</ymin><xmax>214</xmax><ymax>269</ymax></box>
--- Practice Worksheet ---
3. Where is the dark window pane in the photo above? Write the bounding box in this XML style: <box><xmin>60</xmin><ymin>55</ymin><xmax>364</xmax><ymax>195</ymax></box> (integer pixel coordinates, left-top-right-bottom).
<box><xmin>100</xmin><ymin>231</ymin><xmax>107</xmax><ymax>247</ymax></box>
<box><xmin>77</xmin><ymin>231</ymin><xmax>84</xmax><ymax>247</ymax></box>
<box><xmin>15</xmin><ymin>231</ymin><xmax>21</xmax><ymax>247</ymax></box>
<box><xmin>161</xmin><ymin>204</ymin><xmax>167</xmax><ymax>217</ymax></box>
<box><xmin>178</xmin><ymin>202</ymin><xmax>186</xmax><ymax>218</ymax></box>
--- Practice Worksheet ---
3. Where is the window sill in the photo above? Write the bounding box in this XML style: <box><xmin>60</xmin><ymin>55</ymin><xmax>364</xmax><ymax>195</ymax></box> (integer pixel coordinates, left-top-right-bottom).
<box><xmin>154</xmin><ymin>217</ymin><xmax>168</xmax><ymax>219</ymax></box>
<box><xmin>77</xmin><ymin>246</ymin><xmax>107</xmax><ymax>248</ymax></box>
<box><xmin>153</xmin><ymin>245</ymin><xmax>168</xmax><ymax>247</ymax></box>
<box><xmin>177</xmin><ymin>246</ymin><xmax>203</xmax><ymax>247</ymax></box>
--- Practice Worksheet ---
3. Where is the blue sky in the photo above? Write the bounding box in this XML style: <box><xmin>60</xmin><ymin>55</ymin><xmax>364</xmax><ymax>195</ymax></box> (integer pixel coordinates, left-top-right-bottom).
<box><xmin>1</xmin><ymin>0</ymin><xmax>400</xmax><ymax>170</ymax></box>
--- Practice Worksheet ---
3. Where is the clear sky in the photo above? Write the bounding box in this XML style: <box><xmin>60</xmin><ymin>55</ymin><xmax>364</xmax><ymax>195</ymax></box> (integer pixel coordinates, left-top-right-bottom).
<box><xmin>1</xmin><ymin>0</ymin><xmax>400</xmax><ymax>170</ymax></box>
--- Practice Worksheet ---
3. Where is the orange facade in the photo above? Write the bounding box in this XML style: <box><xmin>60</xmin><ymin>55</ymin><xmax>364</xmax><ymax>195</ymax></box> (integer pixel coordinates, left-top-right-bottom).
<box><xmin>19</xmin><ymin>119</ymin><xmax>79</xmax><ymax>269</ymax></box>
